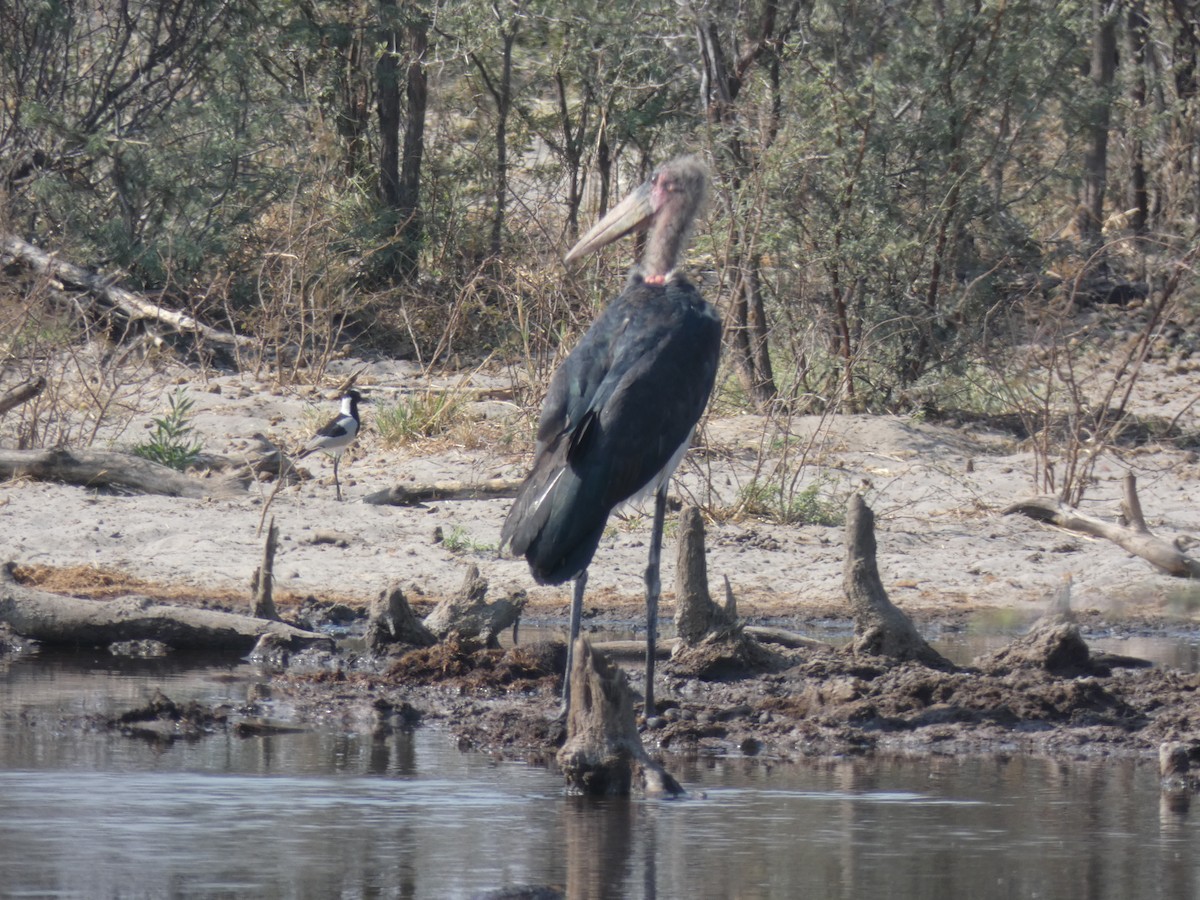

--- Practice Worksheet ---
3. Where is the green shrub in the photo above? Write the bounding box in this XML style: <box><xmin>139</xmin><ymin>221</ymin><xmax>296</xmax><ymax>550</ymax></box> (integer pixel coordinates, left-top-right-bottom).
<box><xmin>131</xmin><ymin>390</ymin><xmax>203</xmax><ymax>471</ymax></box>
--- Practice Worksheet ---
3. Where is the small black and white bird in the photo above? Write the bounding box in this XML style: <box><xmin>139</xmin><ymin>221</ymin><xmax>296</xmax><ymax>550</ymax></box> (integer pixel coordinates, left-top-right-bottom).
<box><xmin>295</xmin><ymin>389</ymin><xmax>363</xmax><ymax>501</ymax></box>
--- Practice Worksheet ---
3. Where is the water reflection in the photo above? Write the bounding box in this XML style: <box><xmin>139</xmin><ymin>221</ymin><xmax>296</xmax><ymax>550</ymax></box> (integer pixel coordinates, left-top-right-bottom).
<box><xmin>2</xmin><ymin>655</ymin><xmax>1199</xmax><ymax>899</ymax></box>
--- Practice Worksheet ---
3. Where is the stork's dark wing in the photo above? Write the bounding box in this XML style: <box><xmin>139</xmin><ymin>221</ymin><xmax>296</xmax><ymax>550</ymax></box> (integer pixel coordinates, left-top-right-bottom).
<box><xmin>501</xmin><ymin>277</ymin><xmax>721</xmax><ymax>585</ymax></box>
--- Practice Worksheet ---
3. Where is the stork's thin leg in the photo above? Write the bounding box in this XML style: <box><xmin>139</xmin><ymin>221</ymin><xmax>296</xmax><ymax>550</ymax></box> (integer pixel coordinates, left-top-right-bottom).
<box><xmin>333</xmin><ymin>457</ymin><xmax>342</xmax><ymax>502</ymax></box>
<box><xmin>643</xmin><ymin>487</ymin><xmax>667</xmax><ymax>718</ymax></box>
<box><xmin>562</xmin><ymin>570</ymin><xmax>588</xmax><ymax>714</ymax></box>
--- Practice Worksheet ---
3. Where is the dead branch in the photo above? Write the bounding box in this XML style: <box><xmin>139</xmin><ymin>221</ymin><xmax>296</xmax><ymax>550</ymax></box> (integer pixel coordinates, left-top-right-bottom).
<box><xmin>1</xmin><ymin>233</ymin><xmax>252</xmax><ymax>350</ymax></box>
<box><xmin>364</xmin><ymin>478</ymin><xmax>522</xmax><ymax>506</ymax></box>
<box><xmin>0</xmin><ymin>447</ymin><xmax>246</xmax><ymax>498</ymax></box>
<box><xmin>0</xmin><ymin>563</ymin><xmax>330</xmax><ymax>653</ymax></box>
<box><xmin>1004</xmin><ymin>475</ymin><xmax>1200</xmax><ymax>578</ymax></box>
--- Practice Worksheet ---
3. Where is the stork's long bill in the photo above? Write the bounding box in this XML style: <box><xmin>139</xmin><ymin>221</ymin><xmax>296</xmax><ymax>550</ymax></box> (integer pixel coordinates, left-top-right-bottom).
<box><xmin>564</xmin><ymin>155</ymin><xmax>708</xmax><ymax>282</ymax></box>
<box><xmin>563</xmin><ymin>181</ymin><xmax>655</xmax><ymax>265</ymax></box>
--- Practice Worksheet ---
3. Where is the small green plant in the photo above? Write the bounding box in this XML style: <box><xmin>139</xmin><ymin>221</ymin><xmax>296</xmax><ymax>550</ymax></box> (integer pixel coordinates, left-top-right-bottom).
<box><xmin>737</xmin><ymin>478</ymin><xmax>845</xmax><ymax>526</ymax></box>
<box><xmin>375</xmin><ymin>390</ymin><xmax>463</xmax><ymax>448</ymax></box>
<box><xmin>441</xmin><ymin>525</ymin><xmax>496</xmax><ymax>555</ymax></box>
<box><xmin>131</xmin><ymin>389</ymin><xmax>203</xmax><ymax>470</ymax></box>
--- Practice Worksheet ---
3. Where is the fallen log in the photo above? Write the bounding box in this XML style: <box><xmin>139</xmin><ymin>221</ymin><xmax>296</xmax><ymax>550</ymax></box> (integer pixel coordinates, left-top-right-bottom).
<box><xmin>0</xmin><ymin>563</ymin><xmax>331</xmax><ymax>653</ymax></box>
<box><xmin>1</xmin><ymin>233</ymin><xmax>252</xmax><ymax>351</ymax></box>
<box><xmin>0</xmin><ymin>447</ymin><xmax>245</xmax><ymax>498</ymax></box>
<box><xmin>742</xmin><ymin>625</ymin><xmax>829</xmax><ymax>651</ymax></box>
<box><xmin>364</xmin><ymin>478</ymin><xmax>522</xmax><ymax>507</ymax></box>
<box><xmin>844</xmin><ymin>494</ymin><xmax>953</xmax><ymax>669</ymax></box>
<box><xmin>556</xmin><ymin>637</ymin><xmax>683</xmax><ymax>797</ymax></box>
<box><xmin>1004</xmin><ymin>474</ymin><xmax>1200</xmax><ymax>578</ymax></box>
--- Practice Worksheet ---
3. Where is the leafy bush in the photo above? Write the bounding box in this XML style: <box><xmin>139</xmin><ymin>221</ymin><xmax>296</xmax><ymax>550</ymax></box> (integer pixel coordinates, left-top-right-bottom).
<box><xmin>131</xmin><ymin>390</ymin><xmax>203</xmax><ymax>470</ymax></box>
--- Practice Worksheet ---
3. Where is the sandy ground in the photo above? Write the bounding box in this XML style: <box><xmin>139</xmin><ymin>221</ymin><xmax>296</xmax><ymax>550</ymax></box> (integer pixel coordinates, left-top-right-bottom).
<box><xmin>4</xmin><ymin>349</ymin><xmax>1200</xmax><ymax>634</ymax></box>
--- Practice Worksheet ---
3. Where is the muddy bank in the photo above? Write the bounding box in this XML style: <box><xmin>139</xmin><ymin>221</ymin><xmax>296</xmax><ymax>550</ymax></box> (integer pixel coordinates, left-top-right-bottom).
<box><xmin>226</xmin><ymin>614</ymin><xmax>1200</xmax><ymax>766</ymax></box>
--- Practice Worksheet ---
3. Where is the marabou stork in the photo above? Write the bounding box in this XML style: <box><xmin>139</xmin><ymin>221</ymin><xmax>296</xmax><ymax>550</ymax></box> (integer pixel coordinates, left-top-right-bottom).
<box><xmin>296</xmin><ymin>389</ymin><xmax>363</xmax><ymax>502</ymax></box>
<box><xmin>501</xmin><ymin>155</ymin><xmax>721</xmax><ymax>717</ymax></box>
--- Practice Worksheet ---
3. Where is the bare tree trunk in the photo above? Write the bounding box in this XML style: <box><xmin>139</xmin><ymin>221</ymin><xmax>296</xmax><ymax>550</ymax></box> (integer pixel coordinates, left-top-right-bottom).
<box><xmin>363</xmin><ymin>477</ymin><xmax>521</xmax><ymax>506</ymax></box>
<box><xmin>0</xmin><ymin>447</ymin><xmax>245</xmax><ymax>499</ymax></box>
<box><xmin>1127</xmin><ymin>0</ymin><xmax>1150</xmax><ymax>235</ymax></box>
<box><xmin>398</xmin><ymin>12</ymin><xmax>429</xmax><ymax>279</ymax></box>
<box><xmin>0</xmin><ymin>376</ymin><xmax>46</xmax><ymax>417</ymax></box>
<box><xmin>1004</xmin><ymin>475</ymin><xmax>1200</xmax><ymax>579</ymax></box>
<box><xmin>336</xmin><ymin>13</ymin><xmax>372</xmax><ymax>177</ymax></box>
<box><xmin>0</xmin><ymin>564</ymin><xmax>330</xmax><ymax>653</ymax></box>
<box><xmin>695</xmin><ymin>9</ymin><xmax>794</xmax><ymax>408</ymax></box>
<box><xmin>1076</xmin><ymin>0</ymin><xmax>1118</xmax><ymax>246</ymax></box>
<box><xmin>374</xmin><ymin>2</ymin><xmax>427</xmax><ymax>283</ymax></box>
<box><xmin>470</xmin><ymin>7</ymin><xmax>520</xmax><ymax>264</ymax></box>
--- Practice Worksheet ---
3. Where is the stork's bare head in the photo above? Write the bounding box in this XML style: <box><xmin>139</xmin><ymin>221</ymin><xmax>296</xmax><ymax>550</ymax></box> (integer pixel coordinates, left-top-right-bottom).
<box><xmin>565</xmin><ymin>155</ymin><xmax>708</xmax><ymax>278</ymax></box>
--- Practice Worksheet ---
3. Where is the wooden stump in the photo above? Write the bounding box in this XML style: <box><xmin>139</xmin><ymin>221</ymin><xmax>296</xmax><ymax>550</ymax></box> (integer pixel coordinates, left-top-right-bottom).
<box><xmin>674</xmin><ymin>505</ymin><xmax>734</xmax><ymax>644</ymax></box>
<box><xmin>422</xmin><ymin>564</ymin><xmax>525</xmax><ymax>649</ymax></box>
<box><xmin>556</xmin><ymin>637</ymin><xmax>683</xmax><ymax>797</ymax></box>
<box><xmin>975</xmin><ymin>576</ymin><xmax>1146</xmax><ymax>676</ymax></box>
<box><xmin>250</xmin><ymin>516</ymin><xmax>280</xmax><ymax>621</ymax></box>
<box><xmin>844</xmin><ymin>495</ymin><xmax>952</xmax><ymax>669</ymax></box>
<box><xmin>365</xmin><ymin>582</ymin><xmax>437</xmax><ymax>653</ymax></box>
<box><xmin>669</xmin><ymin>505</ymin><xmax>786</xmax><ymax>679</ymax></box>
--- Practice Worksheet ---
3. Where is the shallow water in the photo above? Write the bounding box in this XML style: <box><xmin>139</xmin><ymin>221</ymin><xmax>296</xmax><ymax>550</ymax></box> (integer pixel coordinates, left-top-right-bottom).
<box><xmin>2</xmin><ymin>654</ymin><xmax>1199</xmax><ymax>899</ymax></box>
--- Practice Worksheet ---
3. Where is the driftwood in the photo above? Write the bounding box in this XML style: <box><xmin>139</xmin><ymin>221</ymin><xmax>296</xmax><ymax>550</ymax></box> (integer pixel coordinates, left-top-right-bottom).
<box><xmin>422</xmin><ymin>564</ymin><xmax>526</xmax><ymax>648</ymax></box>
<box><xmin>0</xmin><ymin>563</ymin><xmax>331</xmax><ymax>653</ymax></box>
<box><xmin>742</xmin><ymin>625</ymin><xmax>829</xmax><ymax>651</ymax></box>
<box><xmin>365</xmin><ymin>582</ymin><xmax>437</xmax><ymax>653</ymax></box>
<box><xmin>0</xmin><ymin>447</ymin><xmax>245</xmax><ymax>498</ymax></box>
<box><xmin>1004</xmin><ymin>474</ymin><xmax>1200</xmax><ymax>578</ymax></box>
<box><xmin>844</xmin><ymin>494</ymin><xmax>953</xmax><ymax>669</ymax></box>
<box><xmin>556</xmin><ymin>637</ymin><xmax>683</xmax><ymax>797</ymax></box>
<box><xmin>0</xmin><ymin>376</ymin><xmax>47</xmax><ymax>416</ymax></box>
<box><xmin>250</xmin><ymin>517</ymin><xmax>280</xmax><ymax>621</ymax></box>
<box><xmin>591</xmin><ymin>638</ymin><xmax>676</xmax><ymax>660</ymax></box>
<box><xmin>364</xmin><ymin>478</ymin><xmax>523</xmax><ymax>507</ymax></box>
<box><xmin>1</xmin><ymin>233</ymin><xmax>252</xmax><ymax>352</ymax></box>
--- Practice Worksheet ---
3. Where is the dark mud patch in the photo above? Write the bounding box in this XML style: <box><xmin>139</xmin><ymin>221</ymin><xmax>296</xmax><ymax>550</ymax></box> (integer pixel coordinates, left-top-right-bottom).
<box><xmin>107</xmin><ymin>688</ymin><xmax>229</xmax><ymax>743</ymax></box>
<box><xmin>245</xmin><ymin>628</ymin><xmax>1200</xmax><ymax>765</ymax></box>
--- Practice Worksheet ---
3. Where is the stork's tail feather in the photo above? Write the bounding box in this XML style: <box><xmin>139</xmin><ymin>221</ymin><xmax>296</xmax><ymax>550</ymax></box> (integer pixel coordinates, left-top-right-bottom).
<box><xmin>501</xmin><ymin>449</ymin><xmax>610</xmax><ymax>587</ymax></box>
